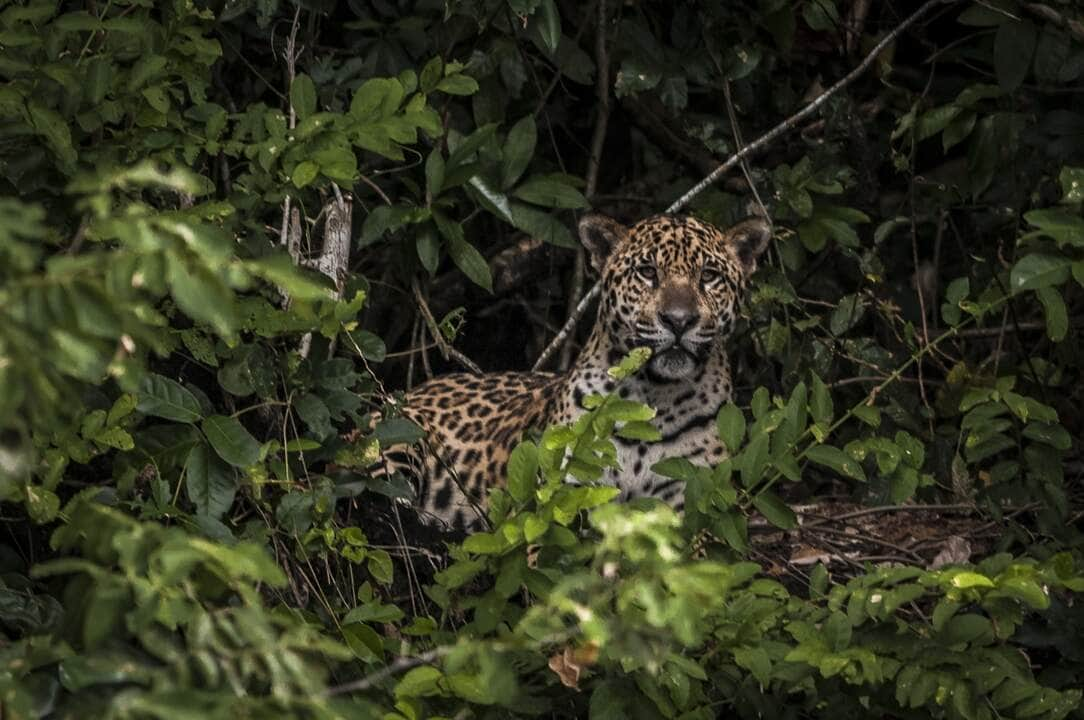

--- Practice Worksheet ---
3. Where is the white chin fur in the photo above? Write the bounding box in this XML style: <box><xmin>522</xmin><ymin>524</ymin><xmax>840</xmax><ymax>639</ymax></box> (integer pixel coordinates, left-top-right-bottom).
<box><xmin>649</xmin><ymin>349</ymin><xmax>698</xmax><ymax>380</ymax></box>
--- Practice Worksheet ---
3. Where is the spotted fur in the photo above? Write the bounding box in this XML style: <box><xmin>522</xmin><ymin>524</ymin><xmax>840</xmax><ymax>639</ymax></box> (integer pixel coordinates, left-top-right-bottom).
<box><xmin>389</xmin><ymin>214</ymin><xmax>772</xmax><ymax>529</ymax></box>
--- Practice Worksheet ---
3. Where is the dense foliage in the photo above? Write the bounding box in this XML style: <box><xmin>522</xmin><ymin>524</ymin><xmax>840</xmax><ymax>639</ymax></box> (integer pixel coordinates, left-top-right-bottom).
<box><xmin>1</xmin><ymin>0</ymin><xmax>1083</xmax><ymax>717</ymax></box>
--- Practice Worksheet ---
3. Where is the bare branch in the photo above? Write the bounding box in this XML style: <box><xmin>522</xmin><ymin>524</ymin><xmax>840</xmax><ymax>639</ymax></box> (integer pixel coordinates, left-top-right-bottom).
<box><xmin>667</xmin><ymin>0</ymin><xmax>959</xmax><ymax>215</ymax></box>
<box><xmin>532</xmin><ymin>0</ymin><xmax>959</xmax><ymax>371</ymax></box>
<box><xmin>532</xmin><ymin>283</ymin><xmax>601</xmax><ymax>371</ymax></box>
<box><xmin>412</xmin><ymin>278</ymin><xmax>483</xmax><ymax>375</ymax></box>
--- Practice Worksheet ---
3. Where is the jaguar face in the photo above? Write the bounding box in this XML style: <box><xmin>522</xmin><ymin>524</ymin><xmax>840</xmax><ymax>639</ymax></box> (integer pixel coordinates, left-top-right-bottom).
<box><xmin>579</xmin><ymin>214</ymin><xmax>772</xmax><ymax>382</ymax></box>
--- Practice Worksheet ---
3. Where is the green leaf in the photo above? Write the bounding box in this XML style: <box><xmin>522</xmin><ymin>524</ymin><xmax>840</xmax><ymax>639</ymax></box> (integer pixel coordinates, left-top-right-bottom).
<box><xmin>435</xmin><ymin>73</ymin><xmax>479</xmax><ymax>96</ymax></box>
<box><xmin>753</xmin><ymin>490</ymin><xmax>796</xmax><ymax>529</ymax></box>
<box><xmin>295</xmin><ymin>393</ymin><xmax>333</xmax><ymax>438</ymax></box>
<box><xmin>368</xmin><ymin>549</ymin><xmax>394</xmax><ymax>585</ymax></box>
<box><xmin>350</xmin><ymin>77</ymin><xmax>404</xmax><ymax>119</ymax></box>
<box><xmin>810</xmin><ymin>373</ymin><xmax>833</xmax><ymax>427</ymax></box>
<box><xmin>502</xmin><ymin>115</ymin><xmax>537</xmax><ymax>189</ymax></box>
<box><xmin>829</xmin><ymin>293</ymin><xmax>867</xmax><ymax>335</ymax></box>
<box><xmin>951</xmin><ymin>571</ymin><xmax>994</xmax><ymax>589</ymax></box>
<box><xmin>1010</xmin><ymin>253</ymin><xmax>1071</xmax><ymax>291</ymax></box>
<box><xmin>185</xmin><ymin>442</ymin><xmax>237</xmax><ymax>519</ymax></box>
<box><xmin>419</xmin><ymin>56</ymin><xmax>444</xmax><ymax>93</ymax></box>
<box><xmin>396</xmin><ymin>666</ymin><xmax>444</xmax><ymax>698</ymax></box>
<box><xmin>290</xmin><ymin>73</ymin><xmax>317</xmax><ymax>119</ymax></box>
<box><xmin>507</xmin><ymin>441</ymin><xmax>539</xmax><ymax>503</ymax></box>
<box><xmin>462</xmin><ymin>532</ymin><xmax>507</xmax><ymax>554</ymax></box>
<box><xmin>513</xmin><ymin>175</ymin><xmax>589</xmax><ymax>209</ymax></box>
<box><xmin>416</xmin><ymin>227</ymin><xmax>440</xmax><ymax>274</ymax></box>
<box><xmin>436</xmin><ymin>213</ymin><xmax>492</xmax><ymax>291</ymax></box>
<box><xmin>425</xmin><ymin>149</ymin><xmax>444</xmax><ymax>198</ymax></box>
<box><xmin>994</xmin><ymin>20</ymin><xmax>1037</xmax><ymax>93</ymax></box>
<box><xmin>372</xmin><ymin>417</ymin><xmax>426</xmax><ymax>445</ymax></box>
<box><xmin>467</xmin><ymin>175</ymin><xmax>515</xmax><ymax>225</ymax></box>
<box><xmin>1035</xmin><ymin>287</ymin><xmax>1068</xmax><ymax>341</ymax></box>
<box><xmin>806</xmin><ymin>444</ymin><xmax>866</xmax><ymax>482</ymax></box>
<box><xmin>1024</xmin><ymin>208</ymin><xmax>1084</xmax><ymax>248</ymax></box>
<box><xmin>137</xmin><ymin>373</ymin><xmax>203</xmax><ymax>424</ymax></box>
<box><xmin>292</xmin><ymin>160</ymin><xmax>319</xmax><ymax>188</ymax></box>
<box><xmin>510</xmin><ymin>203</ymin><xmax>577</xmax><ymax>247</ymax></box>
<box><xmin>715</xmin><ymin>403</ymin><xmax>746</xmax><ymax>453</ymax></box>
<box><xmin>536</xmin><ymin>0</ymin><xmax>561</xmax><ymax>53</ymax></box>
<box><xmin>740</xmin><ymin>432</ymin><xmax>770</xmax><ymax>488</ymax></box>
<box><xmin>167</xmin><ymin>254</ymin><xmax>237</xmax><ymax>336</ymax></box>
<box><xmin>652</xmin><ymin>457</ymin><xmax>700</xmax><ymax>482</ymax></box>
<box><xmin>201</xmin><ymin>415</ymin><xmax>261</xmax><ymax>467</ymax></box>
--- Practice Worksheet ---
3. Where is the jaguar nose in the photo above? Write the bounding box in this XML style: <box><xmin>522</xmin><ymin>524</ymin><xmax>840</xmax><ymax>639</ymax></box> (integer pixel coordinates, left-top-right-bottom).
<box><xmin>659</xmin><ymin>307</ymin><xmax>699</xmax><ymax>334</ymax></box>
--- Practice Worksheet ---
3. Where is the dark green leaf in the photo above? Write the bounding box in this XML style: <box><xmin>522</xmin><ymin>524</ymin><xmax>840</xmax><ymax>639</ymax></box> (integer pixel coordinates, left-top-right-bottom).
<box><xmin>502</xmin><ymin>115</ymin><xmax>537</xmax><ymax>189</ymax></box>
<box><xmin>994</xmin><ymin>20</ymin><xmax>1037</xmax><ymax>93</ymax></box>
<box><xmin>138</xmin><ymin>374</ymin><xmax>203</xmax><ymax>424</ymax></box>
<box><xmin>513</xmin><ymin>175</ymin><xmax>588</xmax><ymax>209</ymax></box>
<box><xmin>716</xmin><ymin>403</ymin><xmax>746</xmax><ymax>453</ymax></box>
<box><xmin>1010</xmin><ymin>253</ymin><xmax>1071</xmax><ymax>291</ymax></box>
<box><xmin>185</xmin><ymin>442</ymin><xmax>237</xmax><ymax>519</ymax></box>
<box><xmin>290</xmin><ymin>73</ymin><xmax>317</xmax><ymax>119</ymax></box>
<box><xmin>201</xmin><ymin>415</ymin><xmax>261</xmax><ymax>467</ymax></box>
<box><xmin>753</xmin><ymin>490</ymin><xmax>796</xmax><ymax>529</ymax></box>
<box><xmin>806</xmin><ymin>444</ymin><xmax>866</xmax><ymax>482</ymax></box>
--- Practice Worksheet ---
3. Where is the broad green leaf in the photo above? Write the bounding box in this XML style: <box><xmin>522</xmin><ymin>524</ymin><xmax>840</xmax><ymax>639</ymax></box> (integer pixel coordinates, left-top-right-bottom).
<box><xmin>350</xmin><ymin>77</ymin><xmax>404</xmax><ymax>119</ymax></box>
<box><xmin>1010</xmin><ymin>253</ymin><xmax>1071</xmax><ymax>291</ymax></box>
<box><xmin>435</xmin><ymin>73</ymin><xmax>479</xmax><ymax>96</ymax></box>
<box><xmin>536</xmin><ymin>0</ymin><xmax>561</xmax><ymax>53</ymax></box>
<box><xmin>740</xmin><ymin>432</ymin><xmax>770</xmax><ymax>488</ymax></box>
<box><xmin>185</xmin><ymin>442</ymin><xmax>237</xmax><ymax>519</ymax></box>
<box><xmin>950</xmin><ymin>571</ymin><xmax>994</xmax><ymax>589</ymax></box>
<box><xmin>753</xmin><ymin>491</ymin><xmax>796</xmax><ymax>529</ymax></box>
<box><xmin>437</xmin><ymin>214</ymin><xmax>492</xmax><ymax>291</ymax></box>
<box><xmin>396</xmin><ymin>666</ymin><xmax>444</xmax><ymax>698</ymax></box>
<box><xmin>1024</xmin><ymin>208</ymin><xmax>1084</xmax><ymax>248</ymax></box>
<box><xmin>137</xmin><ymin>373</ymin><xmax>203</xmax><ymax>424</ymax></box>
<box><xmin>994</xmin><ymin>20</ymin><xmax>1037</xmax><ymax>93</ymax></box>
<box><xmin>513</xmin><ymin>175</ymin><xmax>588</xmax><ymax>209</ymax></box>
<box><xmin>201</xmin><ymin>415</ymin><xmax>261</xmax><ymax>467</ymax></box>
<box><xmin>372</xmin><ymin>417</ymin><xmax>426</xmax><ymax>445</ymax></box>
<box><xmin>810</xmin><ymin>373</ymin><xmax>833</xmax><ymax>427</ymax></box>
<box><xmin>652</xmin><ymin>457</ymin><xmax>700</xmax><ymax>481</ymax></box>
<box><xmin>806</xmin><ymin>444</ymin><xmax>866</xmax><ymax>482</ymax></box>
<box><xmin>507</xmin><ymin>441</ymin><xmax>539</xmax><ymax>503</ymax></box>
<box><xmin>290</xmin><ymin>73</ymin><xmax>317</xmax><ymax>119</ymax></box>
<box><xmin>1035</xmin><ymin>287</ymin><xmax>1068</xmax><ymax>341</ymax></box>
<box><xmin>510</xmin><ymin>203</ymin><xmax>577</xmax><ymax>247</ymax></box>
<box><xmin>295</xmin><ymin>393</ymin><xmax>333</xmax><ymax>438</ymax></box>
<box><xmin>502</xmin><ymin>115</ymin><xmax>537</xmax><ymax>189</ymax></box>
<box><xmin>467</xmin><ymin>175</ymin><xmax>515</xmax><ymax>225</ymax></box>
<box><xmin>425</xmin><ymin>149</ymin><xmax>444</xmax><ymax>199</ymax></box>
<box><xmin>292</xmin><ymin>160</ymin><xmax>319</xmax><ymax>188</ymax></box>
<box><xmin>416</xmin><ymin>227</ymin><xmax>440</xmax><ymax>274</ymax></box>
<box><xmin>167</xmin><ymin>253</ymin><xmax>237</xmax><ymax>336</ymax></box>
<box><xmin>715</xmin><ymin>403</ymin><xmax>746</xmax><ymax>453</ymax></box>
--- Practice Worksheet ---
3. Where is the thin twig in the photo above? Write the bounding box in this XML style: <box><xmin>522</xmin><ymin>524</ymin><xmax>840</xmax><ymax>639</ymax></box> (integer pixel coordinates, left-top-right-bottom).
<box><xmin>411</xmin><ymin>277</ymin><xmax>483</xmax><ymax>375</ymax></box>
<box><xmin>533</xmin><ymin>283</ymin><xmax>601</xmax><ymax>371</ymax></box>
<box><xmin>532</xmin><ymin>0</ymin><xmax>957</xmax><ymax>370</ymax></box>
<box><xmin>278</xmin><ymin>6</ymin><xmax>301</xmax><ymax>250</ymax></box>
<box><xmin>668</xmin><ymin>0</ymin><xmax>956</xmax><ymax>215</ymax></box>
<box><xmin>559</xmin><ymin>0</ymin><xmax>610</xmax><ymax>372</ymax></box>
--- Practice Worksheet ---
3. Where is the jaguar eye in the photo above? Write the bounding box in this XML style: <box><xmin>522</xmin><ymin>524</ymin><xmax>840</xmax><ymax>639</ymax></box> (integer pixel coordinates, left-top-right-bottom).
<box><xmin>636</xmin><ymin>265</ymin><xmax>658</xmax><ymax>282</ymax></box>
<box><xmin>701</xmin><ymin>266</ymin><xmax>722</xmax><ymax>284</ymax></box>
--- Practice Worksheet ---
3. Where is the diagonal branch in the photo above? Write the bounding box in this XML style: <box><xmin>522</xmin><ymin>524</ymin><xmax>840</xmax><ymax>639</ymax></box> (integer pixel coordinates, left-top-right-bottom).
<box><xmin>532</xmin><ymin>0</ymin><xmax>959</xmax><ymax>370</ymax></box>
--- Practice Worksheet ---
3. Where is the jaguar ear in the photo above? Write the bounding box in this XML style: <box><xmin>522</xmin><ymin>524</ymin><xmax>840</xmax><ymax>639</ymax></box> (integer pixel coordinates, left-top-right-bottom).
<box><xmin>728</xmin><ymin>218</ymin><xmax>773</xmax><ymax>273</ymax></box>
<box><xmin>578</xmin><ymin>214</ymin><xmax>629</xmax><ymax>273</ymax></box>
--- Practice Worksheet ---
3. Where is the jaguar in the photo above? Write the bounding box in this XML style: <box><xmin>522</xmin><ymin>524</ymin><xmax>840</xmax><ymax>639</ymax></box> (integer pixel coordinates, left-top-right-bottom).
<box><xmin>387</xmin><ymin>213</ymin><xmax>771</xmax><ymax>529</ymax></box>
